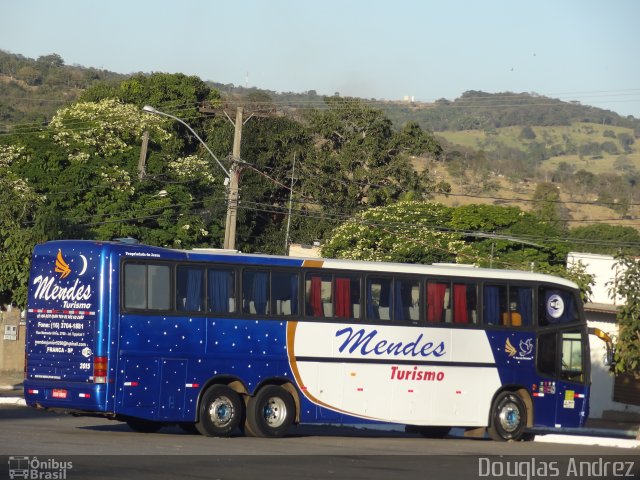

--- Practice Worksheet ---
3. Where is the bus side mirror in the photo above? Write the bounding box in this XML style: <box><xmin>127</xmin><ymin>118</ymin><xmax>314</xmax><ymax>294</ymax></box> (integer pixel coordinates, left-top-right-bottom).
<box><xmin>588</xmin><ymin>327</ymin><xmax>615</xmax><ymax>370</ymax></box>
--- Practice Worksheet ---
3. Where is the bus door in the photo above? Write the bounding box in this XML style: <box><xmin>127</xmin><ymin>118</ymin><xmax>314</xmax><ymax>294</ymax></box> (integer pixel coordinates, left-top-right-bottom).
<box><xmin>535</xmin><ymin>328</ymin><xmax>588</xmax><ymax>428</ymax></box>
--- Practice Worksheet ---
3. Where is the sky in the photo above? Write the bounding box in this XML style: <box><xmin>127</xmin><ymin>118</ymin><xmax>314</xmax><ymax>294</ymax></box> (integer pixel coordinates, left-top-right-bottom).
<box><xmin>2</xmin><ymin>0</ymin><xmax>640</xmax><ymax>117</ymax></box>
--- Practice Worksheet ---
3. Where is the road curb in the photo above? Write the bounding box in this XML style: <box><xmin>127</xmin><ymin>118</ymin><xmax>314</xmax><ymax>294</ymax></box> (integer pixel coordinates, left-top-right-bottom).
<box><xmin>0</xmin><ymin>397</ymin><xmax>26</xmax><ymax>406</ymax></box>
<box><xmin>535</xmin><ymin>433</ymin><xmax>639</xmax><ymax>448</ymax></box>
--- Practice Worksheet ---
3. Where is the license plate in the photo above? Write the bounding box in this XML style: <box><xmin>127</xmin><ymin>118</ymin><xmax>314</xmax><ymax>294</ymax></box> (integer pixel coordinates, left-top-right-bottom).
<box><xmin>52</xmin><ymin>389</ymin><xmax>68</xmax><ymax>399</ymax></box>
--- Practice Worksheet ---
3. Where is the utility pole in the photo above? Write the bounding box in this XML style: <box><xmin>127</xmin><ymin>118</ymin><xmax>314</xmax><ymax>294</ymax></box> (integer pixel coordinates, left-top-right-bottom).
<box><xmin>138</xmin><ymin>130</ymin><xmax>149</xmax><ymax>180</ymax></box>
<box><xmin>223</xmin><ymin>107</ymin><xmax>243</xmax><ymax>250</ymax></box>
<box><xmin>198</xmin><ymin>101</ymin><xmax>276</xmax><ymax>250</ymax></box>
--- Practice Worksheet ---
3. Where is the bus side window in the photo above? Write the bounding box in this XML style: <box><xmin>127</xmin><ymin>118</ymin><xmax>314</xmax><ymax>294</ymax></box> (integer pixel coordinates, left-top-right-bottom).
<box><xmin>207</xmin><ymin>268</ymin><xmax>236</xmax><ymax>314</ymax></box>
<box><xmin>176</xmin><ymin>265</ymin><xmax>204</xmax><ymax>312</ymax></box>
<box><xmin>507</xmin><ymin>286</ymin><xmax>532</xmax><ymax>327</ymax></box>
<box><xmin>305</xmin><ymin>274</ymin><xmax>333</xmax><ymax>318</ymax></box>
<box><xmin>483</xmin><ymin>284</ymin><xmax>507</xmax><ymax>325</ymax></box>
<box><xmin>394</xmin><ymin>278</ymin><xmax>420</xmax><ymax>322</ymax></box>
<box><xmin>243</xmin><ymin>270</ymin><xmax>270</xmax><ymax>315</ymax></box>
<box><xmin>538</xmin><ymin>288</ymin><xmax>579</xmax><ymax>326</ymax></box>
<box><xmin>334</xmin><ymin>276</ymin><xmax>361</xmax><ymax>319</ymax></box>
<box><xmin>271</xmin><ymin>271</ymin><xmax>298</xmax><ymax>316</ymax></box>
<box><xmin>453</xmin><ymin>283</ymin><xmax>477</xmax><ymax>324</ymax></box>
<box><xmin>426</xmin><ymin>281</ymin><xmax>449</xmax><ymax>323</ymax></box>
<box><xmin>124</xmin><ymin>264</ymin><xmax>146</xmax><ymax>309</ymax></box>
<box><xmin>147</xmin><ymin>265</ymin><xmax>170</xmax><ymax>310</ymax></box>
<box><xmin>561</xmin><ymin>331</ymin><xmax>584</xmax><ymax>382</ymax></box>
<box><xmin>537</xmin><ymin>331</ymin><xmax>557</xmax><ymax>377</ymax></box>
<box><xmin>367</xmin><ymin>277</ymin><xmax>392</xmax><ymax>321</ymax></box>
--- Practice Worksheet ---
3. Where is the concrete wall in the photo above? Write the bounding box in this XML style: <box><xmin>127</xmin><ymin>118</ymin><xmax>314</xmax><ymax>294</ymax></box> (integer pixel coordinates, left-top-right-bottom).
<box><xmin>0</xmin><ymin>309</ymin><xmax>25</xmax><ymax>373</ymax></box>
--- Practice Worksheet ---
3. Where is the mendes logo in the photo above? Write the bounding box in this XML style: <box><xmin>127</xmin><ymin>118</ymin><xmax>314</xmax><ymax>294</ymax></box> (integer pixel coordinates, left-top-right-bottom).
<box><xmin>505</xmin><ymin>337</ymin><xmax>534</xmax><ymax>361</ymax></box>
<box><xmin>32</xmin><ymin>250</ymin><xmax>92</xmax><ymax>306</ymax></box>
<box><xmin>335</xmin><ymin>326</ymin><xmax>446</xmax><ymax>358</ymax></box>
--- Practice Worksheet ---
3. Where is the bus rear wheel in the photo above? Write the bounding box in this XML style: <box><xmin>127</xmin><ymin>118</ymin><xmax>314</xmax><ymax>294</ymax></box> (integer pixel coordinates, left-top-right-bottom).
<box><xmin>196</xmin><ymin>385</ymin><xmax>243</xmax><ymax>437</ymax></box>
<box><xmin>488</xmin><ymin>391</ymin><xmax>527</xmax><ymax>441</ymax></box>
<box><xmin>245</xmin><ymin>385</ymin><xmax>295</xmax><ymax>438</ymax></box>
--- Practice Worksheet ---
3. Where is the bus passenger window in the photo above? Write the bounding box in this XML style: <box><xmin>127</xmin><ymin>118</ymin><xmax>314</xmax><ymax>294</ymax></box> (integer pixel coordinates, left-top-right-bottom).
<box><xmin>538</xmin><ymin>288</ymin><xmax>579</xmax><ymax>326</ymax></box>
<box><xmin>271</xmin><ymin>271</ymin><xmax>298</xmax><ymax>316</ymax></box>
<box><xmin>426</xmin><ymin>281</ymin><xmax>449</xmax><ymax>323</ymax></box>
<box><xmin>124</xmin><ymin>264</ymin><xmax>146</xmax><ymax>309</ymax></box>
<box><xmin>453</xmin><ymin>283</ymin><xmax>477</xmax><ymax>324</ymax></box>
<box><xmin>483</xmin><ymin>284</ymin><xmax>507</xmax><ymax>325</ymax></box>
<box><xmin>305</xmin><ymin>274</ymin><xmax>333</xmax><ymax>318</ymax></box>
<box><xmin>335</xmin><ymin>277</ymin><xmax>360</xmax><ymax>319</ymax></box>
<box><xmin>176</xmin><ymin>266</ymin><xmax>204</xmax><ymax>312</ymax></box>
<box><xmin>243</xmin><ymin>270</ymin><xmax>270</xmax><ymax>315</ymax></box>
<box><xmin>147</xmin><ymin>265</ymin><xmax>170</xmax><ymax>310</ymax></box>
<box><xmin>394</xmin><ymin>279</ymin><xmax>420</xmax><ymax>322</ymax></box>
<box><xmin>507</xmin><ymin>286</ymin><xmax>532</xmax><ymax>327</ymax></box>
<box><xmin>207</xmin><ymin>268</ymin><xmax>236</xmax><ymax>314</ymax></box>
<box><xmin>367</xmin><ymin>277</ymin><xmax>392</xmax><ymax>321</ymax></box>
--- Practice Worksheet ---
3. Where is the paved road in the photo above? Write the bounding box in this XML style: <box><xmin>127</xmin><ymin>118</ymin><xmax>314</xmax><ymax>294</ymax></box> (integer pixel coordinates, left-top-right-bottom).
<box><xmin>1</xmin><ymin>406</ymin><xmax>638</xmax><ymax>480</ymax></box>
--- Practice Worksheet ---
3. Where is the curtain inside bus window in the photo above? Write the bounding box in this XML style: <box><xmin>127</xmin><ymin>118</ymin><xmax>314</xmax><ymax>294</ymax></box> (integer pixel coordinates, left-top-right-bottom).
<box><xmin>427</xmin><ymin>282</ymin><xmax>447</xmax><ymax>322</ymax></box>
<box><xmin>309</xmin><ymin>275</ymin><xmax>323</xmax><ymax>317</ymax></box>
<box><xmin>394</xmin><ymin>280</ymin><xmax>403</xmax><ymax>321</ymax></box>
<box><xmin>335</xmin><ymin>277</ymin><xmax>351</xmax><ymax>318</ymax></box>
<box><xmin>252</xmin><ymin>272</ymin><xmax>269</xmax><ymax>315</ymax></box>
<box><xmin>453</xmin><ymin>284</ymin><xmax>468</xmax><ymax>323</ymax></box>
<box><xmin>516</xmin><ymin>287</ymin><xmax>532</xmax><ymax>326</ymax></box>
<box><xmin>290</xmin><ymin>273</ymin><xmax>298</xmax><ymax>315</ymax></box>
<box><xmin>483</xmin><ymin>285</ymin><xmax>501</xmax><ymax>325</ymax></box>
<box><xmin>208</xmin><ymin>269</ymin><xmax>232</xmax><ymax>313</ymax></box>
<box><xmin>271</xmin><ymin>271</ymin><xmax>298</xmax><ymax>316</ymax></box>
<box><xmin>183</xmin><ymin>267</ymin><xmax>204</xmax><ymax>311</ymax></box>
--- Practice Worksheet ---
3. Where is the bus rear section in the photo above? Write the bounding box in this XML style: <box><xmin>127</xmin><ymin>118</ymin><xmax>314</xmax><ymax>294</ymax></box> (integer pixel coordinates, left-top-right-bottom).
<box><xmin>24</xmin><ymin>241</ymin><xmax>109</xmax><ymax>414</ymax></box>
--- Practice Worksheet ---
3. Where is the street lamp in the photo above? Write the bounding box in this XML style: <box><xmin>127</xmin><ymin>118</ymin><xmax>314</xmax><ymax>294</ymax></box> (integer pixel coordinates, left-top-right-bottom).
<box><xmin>141</xmin><ymin>105</ymin><xmax>237</xmax><ymax>249</ymax></box>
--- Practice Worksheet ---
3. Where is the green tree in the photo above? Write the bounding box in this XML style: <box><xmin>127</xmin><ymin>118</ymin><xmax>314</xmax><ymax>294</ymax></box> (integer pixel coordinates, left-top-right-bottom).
<box><xmin>609</xmin><ymin>255</ymin><xmax>640</xmax><ymax>374</ymax></box>
<box><xmin>569</xmin><ymin>224</ymin><xmax>640</xmax><ymax>256</ymax></box>
<box><xmin>321</xmin><ymin>201</ymin><xmax>470</xmax><ymax>264</ymax></box>
<box><xmin>303</xmin><ymin>97</ymin><xmax>442</xmax><ymax>213</ymax></box>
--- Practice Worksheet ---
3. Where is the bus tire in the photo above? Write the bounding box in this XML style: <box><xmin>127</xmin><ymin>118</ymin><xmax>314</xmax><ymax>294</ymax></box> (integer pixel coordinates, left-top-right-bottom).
<box><xmin>487</xmin><ymin>391</ymin><xmax>527</xmax><ymax>441</ymax></box>
<box><xmin>125</xmin><ymin>419</ymin><xmax>163</xmax><ymax>433</ymax></box>
<box><xmin>196</xmin><ymin>385</ymin><xmax>243</xmax><ymax>437</ymax></box>
<box><xmin>245</xmin><ymin>385</ymin><xmax>295</xmax><ymax>438</ymax></box>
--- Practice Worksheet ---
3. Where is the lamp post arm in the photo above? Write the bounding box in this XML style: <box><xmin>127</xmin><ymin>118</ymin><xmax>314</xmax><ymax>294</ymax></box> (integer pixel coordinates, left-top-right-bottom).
<box><xmin>142</xmin><ymin>105</ymin><xmax>230</xmax><ymax>178</ymax></box>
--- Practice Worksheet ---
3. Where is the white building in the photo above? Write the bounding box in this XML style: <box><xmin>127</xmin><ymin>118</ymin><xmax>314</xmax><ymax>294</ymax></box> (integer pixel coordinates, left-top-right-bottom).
<box><xmin>567</xmin><ymin>252</ymin><xmax>640</xmax><ymax>419</ymax></box>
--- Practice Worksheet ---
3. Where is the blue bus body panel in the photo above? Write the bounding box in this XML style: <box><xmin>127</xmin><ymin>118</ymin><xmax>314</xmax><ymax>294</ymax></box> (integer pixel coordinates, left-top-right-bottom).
<box><xmin>24</xmin><ymin>241</ymin><xmax>111</xmax><ymax>412</ymax></box>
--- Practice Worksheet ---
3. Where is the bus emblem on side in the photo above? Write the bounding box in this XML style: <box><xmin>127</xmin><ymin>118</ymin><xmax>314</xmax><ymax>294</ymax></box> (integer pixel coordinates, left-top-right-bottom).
<box><xmin>54</xmin><ymin>250</ymin><xmax>71</xmax><ymax>279</ymax></box>
<box><xmin>546</xmin><ymin>294</ymin><xmax>564</xmax><ymax>319</ymax></box>
<box><xmin>505</xmin><ymin>338</ymin><xmax>517</xmax><ymax>357</ymax></box>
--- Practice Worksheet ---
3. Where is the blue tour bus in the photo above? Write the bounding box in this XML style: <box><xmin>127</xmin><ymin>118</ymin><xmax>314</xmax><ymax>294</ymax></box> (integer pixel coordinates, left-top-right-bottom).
<box><xmin>24</xmin><ymin>239</ymin><xmax>605</xmax><ymax>440</ymax></box>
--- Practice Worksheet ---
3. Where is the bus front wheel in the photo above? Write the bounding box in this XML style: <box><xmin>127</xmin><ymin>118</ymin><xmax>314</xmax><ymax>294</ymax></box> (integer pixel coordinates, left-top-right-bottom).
<box><xmin>245</xmin><ymin>385</ymin><xmax>295</xmax><ymax>438</ymax></box>
<box><xmin>488</xmin><ymin>391</ymin><xmax>527</xmax><ymax>441</ymax></box>
<box><xmin>196</xmin><ymin>384</ymin><xmax>243</xmax><ymax>437</ymax></box>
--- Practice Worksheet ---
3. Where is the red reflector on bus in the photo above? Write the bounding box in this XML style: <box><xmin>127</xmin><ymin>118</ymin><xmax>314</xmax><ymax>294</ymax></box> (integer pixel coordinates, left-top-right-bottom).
<box><xmin>93</xmin><ymin>356</ymin><xmax>107</xmax><ymax>384</ymax></box>
<box><xmin>124</xmin><ymin>381</ymin><xmax>139</xmax><ymax>387</ymax></box>
<box><xmin>52</xmin><ymin>389</ymin><xmax>67</xmax><ymax>399</ymax></box>
<box><xmin>78</xmin><ymin>393</ymin><xmax>91</xmax><ymax>398</ymax></box>
<box><xmin>28</xmin><ymin>389</ymin><xmax>39</xmax><ymax>395</ymax></box>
